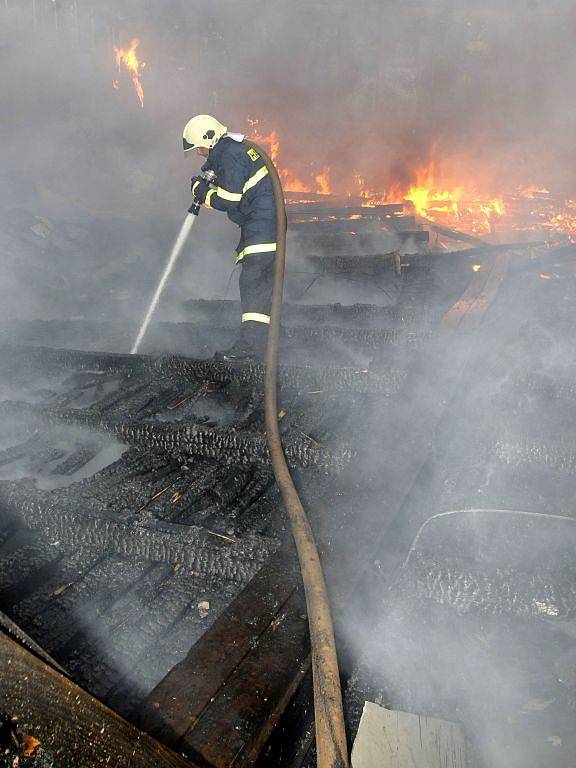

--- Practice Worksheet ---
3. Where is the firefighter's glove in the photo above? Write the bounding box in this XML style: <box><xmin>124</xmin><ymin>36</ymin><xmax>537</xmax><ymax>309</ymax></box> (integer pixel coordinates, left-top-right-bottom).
<box><xmin>191</xmin><ymin>176</ymin><xmax>210</xmax><ymax>204</ymax></box>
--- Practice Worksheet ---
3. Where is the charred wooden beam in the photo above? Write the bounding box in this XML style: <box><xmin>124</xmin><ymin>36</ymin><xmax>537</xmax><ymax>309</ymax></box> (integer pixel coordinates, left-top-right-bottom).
<box><xmin>289</xmin><ymin>219</ymin><xmax>389</xmax><ymax>233</ymax></box>
<box><xmin>4</xmin><ymin>321</ymin><xmax>430</xmax><ymax>352</ymax></box>
<box><xmin>304</xmin><ymin>252</ymin><xmax>401</xmax><ymax>274</ymax></box>
<box><xmin>145</xmin><ymin>323</ymin><xmax>432</xmax><ymax>351</ymax></box>
<box><xmin>425</xmin><ymin>221</ymin><xmax>488</xmax><ymax>246</ymax></box>
<box><xmin>0</xmin><ymin>345</ymin><xmax>407</xmax><ymax>395</ymax></box>
<box><xmin>287</xmin><ymin>204</ymin><xmax>404</xmax><ymax>218</ymax></box>
<box><xmin>3</xmin><ymin>401</ymin><xmax>353</xmax><ymax>473</ymax></box>
<box><xmin>273</xmin><ymin>325</ymin><xmax>431</xmax><ymax>349</ymax></box>
<box><xmin>290</xmin><ymin>214</ymin><xmax>416</xmax><ymax>230</ymax></box>
<box><xmin>156</xmin><ymin>355</ymin><xmax>406</xmax><ymax>395</ymax></box>
<box><xmin>289</xmin><ymin>222</ymin><xmax>419</xmax><ymax>238</ymax></box>
<box><xmin>182</xmin><ymin>299</ymin><xmax>423</xmax><ymax>327</ymax></box>
<box><xmin>0</xmin><ymin>479</ymin><xmax>277</xmax><ymax>582</ymax></box>
<box><xmin>398</xmin><ymin>231</ymin><xmax>429</xmax><ymax>243</ymax></box>
<box><xmin>289</xmin><ymin>213</ymin><xmax>426</xmax><ymax>240</ymax></box>
<box><xmin>386</xmin><ymin>215</ymin><xmax>416</xmax><ymax>230</ymax></box>
<box><xmin>399</xmin><ymin>550</ymin><xmax>576</xmax><ymax>620</ymax></box>
<box><xmin>303</xmin><ymin>252</ymin><xmax>432</xmax><ymax>276</ymax></box>
<box><xmin>492</xmin><ymin>437</ymin><xmax>576</xmax><ymax>476</ymax></box>
<box><xmin>446</xmin><ymin>242</ymin><xmax>546</xmax><ymax>258</ymax></box>
<box><xmin>285</xmin><ymin>193</ymin><xmax>399</xmax><ymax>206</ymax></box>
<box><xmin>1</xmin><ymin>344</ymin><xmax>140</xmax><ymax>377</ymax></box>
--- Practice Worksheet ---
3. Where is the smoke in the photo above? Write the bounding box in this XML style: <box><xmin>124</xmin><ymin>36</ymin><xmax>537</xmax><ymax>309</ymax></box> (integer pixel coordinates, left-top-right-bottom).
<box><xmin>2</xmin><ymin>3</ymin><xmax>576</xmax><ymax>764</ymax></box>
<box><xmin>2</xmin><ymin>0</ymin><xmax>576</xmax><ymax>328</ymax></box>
<box><xmin>335</xmin><ymin>258</ymin><xmax>576</xmax><ymax>768</ymax></box>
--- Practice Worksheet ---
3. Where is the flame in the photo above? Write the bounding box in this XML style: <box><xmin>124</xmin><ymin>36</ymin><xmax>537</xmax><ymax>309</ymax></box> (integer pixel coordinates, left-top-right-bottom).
<box><xmin>247</xmin><ymin>119</ymin><xmax>576</xmax><ymax>241</ymax></box>
<box><xmin>114</xmin><ymin>38</ymin><xmax>145</xmax><ymax>108</ymax></box>
<box><xmin>247</xmin><ymin>118</ymin><xmax>330</xmax><ymax>194</ymax></box>
<box><xmin>364</xmin><ymin>161</ymin><xmax>576</xmax><ymax>241</ymax></box>
<box><xmin>399</xmin><ymin>161</ymin><xmax>464</xmax><ymax>217</ymax></box>
<box><xmin>248</xmin><ymin>125</ymin><xmax>309</xmax><ymax>191</ymax></box>
<box><xmin>315</xmin><ymin>167</ymin><xmax>332</xmax><ymax>195</ymax></box>
<box><xmin>351</xmin><ymin>159</ymin><xmax>576</xmax><ymax>241</ymax></box>
<box><xmin>518</xmin><ymin>184</ymin><xmax>551</xmax><ymax>199</ymax></box>
<box><xmin>381</xmin><ymin>160</ymin><xmax>507</xmax><ymax>235</ymax></box>
<box><xmin>472</xmin><ymin>264</ymin><xmax>482</xmax><ymax>272</ymax></box>
<box><xmin>354</xmin><ymin>173</ymin><xmax>389</xmax><ymax>206</ymax></box>
<box><xmin>352</xmin><ymin>160</ymin><xmax>509</xmax><ymax>234</ymax></box>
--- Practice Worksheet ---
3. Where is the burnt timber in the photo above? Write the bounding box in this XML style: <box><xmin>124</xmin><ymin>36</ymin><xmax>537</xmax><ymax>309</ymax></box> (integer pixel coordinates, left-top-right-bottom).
<box><xmin>2</xmin><ymin>230</ymin><xmax>576</xmax><ymax>767</ymax></box>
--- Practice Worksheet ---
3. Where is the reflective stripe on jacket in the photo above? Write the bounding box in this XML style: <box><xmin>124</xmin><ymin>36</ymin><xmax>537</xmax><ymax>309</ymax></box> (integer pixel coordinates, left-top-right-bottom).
<box><xmin>202</xmin><ymin>137</ymin><xmax>277</xmax><ymax>257</ymax></box>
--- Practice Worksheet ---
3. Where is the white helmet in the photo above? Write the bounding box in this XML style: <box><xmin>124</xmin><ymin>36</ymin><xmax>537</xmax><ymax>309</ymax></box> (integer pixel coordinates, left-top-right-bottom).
<box><xmin>182</xmin><ymin>114</ymin><xmax>227</xmax><ymax>152</ymax></box>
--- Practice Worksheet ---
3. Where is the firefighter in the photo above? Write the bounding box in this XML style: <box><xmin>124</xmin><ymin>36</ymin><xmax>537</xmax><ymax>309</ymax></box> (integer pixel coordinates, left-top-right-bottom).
<box><xmin>183</xmin><ymin>114</ymin><xmax>277</xmax><ymax>362</ymax></box>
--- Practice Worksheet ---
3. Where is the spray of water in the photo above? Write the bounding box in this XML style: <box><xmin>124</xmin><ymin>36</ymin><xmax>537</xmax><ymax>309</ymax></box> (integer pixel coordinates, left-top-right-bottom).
<box><xmin>130</xmin><ymin>212</ymin><xmax>197</xmax><ymax>354</ymax></box>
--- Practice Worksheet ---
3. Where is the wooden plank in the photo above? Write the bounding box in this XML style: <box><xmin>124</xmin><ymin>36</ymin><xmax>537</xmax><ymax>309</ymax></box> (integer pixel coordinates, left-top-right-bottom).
<box><xmin>440</xmin><ymin>254</ymin><xmax>509</xmax><ymax>333</ymax></box>
<box><xmin>387</xmin><ymin>215</ymin><xmax>416</xmax><ymax>229</ymax></box>
<box><xmin>139</xmin><ymin>547</ymin><xmax>299</xmax><ymax>747</ymax></box>
<box><xmin>288</xmin><ymin>220</ymin><xmax>389</xmax><ymax>233</ymax></box>
<box><xmin>395</xmin><ymin>230</ymin><xmax>429</xmax><ymax>242</ymax></box>
<box><xmin>426</xmin><ymin>221</ymin><xmax>487</xmax><ymax>246</ymax></box>
<box><xmin>0</xmin><ymin>630</ymin><xmax>195</xmax><ymax>768</ymax></box>
<box><xmin>439</xmin><ymin>256</ymin><xmax>494</xmax><ymax>332</ymax></box>
<box><xmin>459</xmin><ymin>252</ymin><xmax>510</xmax><ymax>332</ymax></box>
<box><xmin>351</xmin><ymin>702</ymin><xmax>466</xmax><ymax>768</ymax></box>
<box><xmin>0</xmin><ymin>608</ymin><xmax>66</xmax><ymax>674</ymax></box>
<box><xmin>181</xmin><ymin>589</ymin><xmax>310</xmax><ymax>768</ymax></box>
<box><xmin>287</xmin><ymin>204</ymin><xmax>404</xmax><ymax>217</ymax></box>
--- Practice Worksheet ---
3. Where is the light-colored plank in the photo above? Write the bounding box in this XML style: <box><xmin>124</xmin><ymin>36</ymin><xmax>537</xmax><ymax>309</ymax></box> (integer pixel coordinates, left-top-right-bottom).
<box><xmin>351</xmin><ymin>701</ymin><xmax>466</xmax><ymax>768</ymax></box>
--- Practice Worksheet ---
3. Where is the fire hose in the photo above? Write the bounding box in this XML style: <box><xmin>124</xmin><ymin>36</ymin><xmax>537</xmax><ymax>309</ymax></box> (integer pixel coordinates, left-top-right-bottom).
<box><xmin>243</xmin><ymin>140</ymin><xmax>349</xmax><ymax>768</ymax></box>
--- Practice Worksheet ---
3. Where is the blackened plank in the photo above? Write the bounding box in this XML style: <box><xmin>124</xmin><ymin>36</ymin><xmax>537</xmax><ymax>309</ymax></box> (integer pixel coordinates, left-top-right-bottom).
<box><xmin>139</xmin><ymin>547</ymin><xmax>299</xmax><ymax>748</ymax></box>
<box><xmin>180</xmin><ymin>589</ymin><xmax>310</xmax><ymax>768</ymax></box>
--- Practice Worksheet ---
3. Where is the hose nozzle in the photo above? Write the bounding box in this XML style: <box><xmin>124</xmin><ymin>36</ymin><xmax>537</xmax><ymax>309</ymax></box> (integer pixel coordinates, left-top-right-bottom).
<box><xmin>188</xmin><ymin>168</ymin><xmax>218</xmax><ymax>215</ymax></box>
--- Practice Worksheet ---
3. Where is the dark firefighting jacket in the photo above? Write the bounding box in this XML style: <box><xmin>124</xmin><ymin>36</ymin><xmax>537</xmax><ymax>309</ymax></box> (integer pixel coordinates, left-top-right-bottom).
<box><xmin>201</xmin><ymin>136</ymin><xmax>277</xmax><ymax>262</ymax></box>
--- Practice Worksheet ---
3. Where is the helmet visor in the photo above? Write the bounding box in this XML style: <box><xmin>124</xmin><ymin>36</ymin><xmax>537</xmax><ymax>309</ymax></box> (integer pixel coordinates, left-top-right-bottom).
<box><xmin>183</xmin><ymin>137</ymin><xmax>195</xmax><ymax>152</ymax></box>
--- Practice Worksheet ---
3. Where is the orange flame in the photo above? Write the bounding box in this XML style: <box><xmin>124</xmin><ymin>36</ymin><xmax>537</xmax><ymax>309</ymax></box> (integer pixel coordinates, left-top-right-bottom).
<box><xmin>378</xmin><ymin>160</ymin><xmax>506</xmax><ymax>235</ymax></box>
<box><xmin>351</xmin><ymin>160</ymin><xmax>507</xmax><ymax>234</ymax></box>
<box><xmin>247</xmin><ymin>118</ymin><xmax>330</xmax><ymax>195</ymax></box>
<box><xmin>315</xmin><ymin>166</ymin><xmax>332</xmax><ymax>195</ymax></box>
<box><xmin>518</xmin><ymin>184</ymin><xmax>551</xmax><ymax>199</ymax></box>
<box><xmin>247</xmin><ymin>118</ymin><xmax>576</xmax><ymax>241</ymax></box>
<box><xmin>114</xmin><ymin>38</ymin><xmax>145</xmax><ymax>108</ymax></box>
